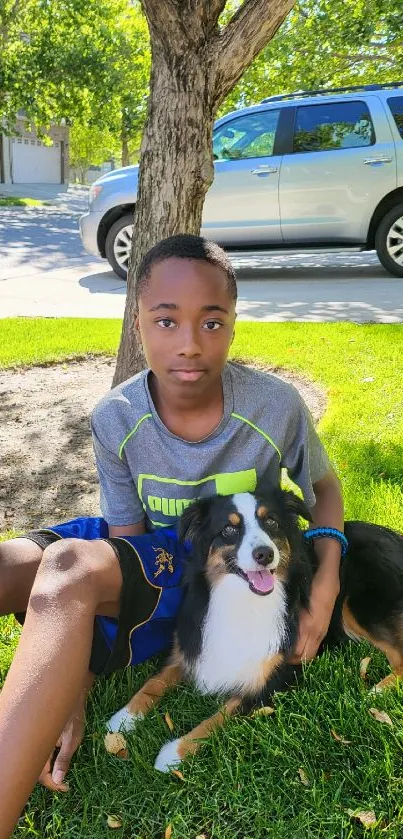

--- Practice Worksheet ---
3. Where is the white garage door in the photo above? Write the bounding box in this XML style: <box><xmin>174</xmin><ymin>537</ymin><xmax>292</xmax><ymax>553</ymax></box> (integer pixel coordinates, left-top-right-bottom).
<box><xmin>12</xmin><ymin>137</ymin><xmax>61</xmax><ymax>184</ymax></box>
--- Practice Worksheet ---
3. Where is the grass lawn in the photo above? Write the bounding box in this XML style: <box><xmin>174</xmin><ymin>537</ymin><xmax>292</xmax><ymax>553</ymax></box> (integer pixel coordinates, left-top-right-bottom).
<box><xmin>0</xmin><ymin>197</ymin><xmax>45</xmax><ymax>207</ymax></box>
<box><xmin>1</xmin><ymin>318</ymin><xmax>403</xmax><ymax>838</ymax></box>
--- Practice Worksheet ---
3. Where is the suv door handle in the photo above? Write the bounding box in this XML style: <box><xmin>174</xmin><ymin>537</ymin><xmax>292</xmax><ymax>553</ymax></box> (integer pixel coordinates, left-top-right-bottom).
<box><xmin>251</xmin><ymin>165</ymin><xmax>278</xmax><ymax>175</ymax></box>
<box><xmin>363</xmin><ymin>156</ymin><xmax>393</xmax><ymax>165</ymax></box>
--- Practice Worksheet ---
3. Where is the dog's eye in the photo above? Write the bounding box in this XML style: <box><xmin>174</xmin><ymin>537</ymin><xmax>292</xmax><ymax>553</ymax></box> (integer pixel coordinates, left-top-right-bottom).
<box><xmin>221</xmin><ymin>524</ymin><xmax>239</xmax><ymax>538</ymax></box>
<box><xmin>265</xmin><ymin>517</ymin><xmax>279</xmax><ymax>531</ymax></box>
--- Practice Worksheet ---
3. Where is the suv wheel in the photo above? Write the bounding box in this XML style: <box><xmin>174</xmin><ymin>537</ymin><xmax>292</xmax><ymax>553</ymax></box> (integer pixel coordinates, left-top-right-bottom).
<box><xmin>375</xmin><ymin>204</ymin><xmax>403</xmax><ymax>278</ymax></box>
<box><xmin>105</xmin><ymin>213</ymin><xmax>134</xmax><ymax>280</ymax></box>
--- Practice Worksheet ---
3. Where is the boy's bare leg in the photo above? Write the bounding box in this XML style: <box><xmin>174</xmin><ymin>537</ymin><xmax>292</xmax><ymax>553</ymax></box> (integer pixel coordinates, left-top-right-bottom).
<box><xmin>0</xmin><ymin>537</ymin><xmax>88</xmax><ymax>792</ymax></box>
<box><xmin>0</xmin><ymin>537</ymin><xmax>122</xmax><ymax>839</ymax></box>
<box><xmin>0</xmin><ymin>538</ymin><xmax>44</xmax><ymax>614</ymax></box>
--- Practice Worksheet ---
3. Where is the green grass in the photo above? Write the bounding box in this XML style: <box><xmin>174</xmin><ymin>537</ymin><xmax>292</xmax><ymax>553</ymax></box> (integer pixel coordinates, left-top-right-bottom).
<box><xmin>0</xmin><ymin>317</ymin><xmax>121</xmax><ymax>368</ymax></box>
<box><xmin>1</xmin><ymin>318</ymin><xmax>403</xmax><ymax>837</ymax></box>
<box><xmin>0</xmin><ymin>196</ymin><xmax>45</xmax><ymax>207</ymax></box>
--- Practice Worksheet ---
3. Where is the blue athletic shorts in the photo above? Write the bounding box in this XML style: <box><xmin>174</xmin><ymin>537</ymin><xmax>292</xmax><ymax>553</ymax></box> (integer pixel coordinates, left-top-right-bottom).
<box><xmin>22</xmin><ymin>516</ymin><xmax>189</xmax><ymax>676</ymax></box>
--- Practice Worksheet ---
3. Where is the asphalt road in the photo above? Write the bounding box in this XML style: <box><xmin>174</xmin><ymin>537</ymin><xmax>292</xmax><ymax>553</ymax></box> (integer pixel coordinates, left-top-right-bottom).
<box><xmin>1</xmin><ymin>196</ymin><xmax>402</xmax><ymax>322</ymax></box>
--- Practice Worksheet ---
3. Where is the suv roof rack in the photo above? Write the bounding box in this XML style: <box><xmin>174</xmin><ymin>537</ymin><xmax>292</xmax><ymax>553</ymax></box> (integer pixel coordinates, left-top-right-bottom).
<box><xmin>261</xmin><ymin>81</ymin><xmax>403</xmax><ymax>104</ymax></box>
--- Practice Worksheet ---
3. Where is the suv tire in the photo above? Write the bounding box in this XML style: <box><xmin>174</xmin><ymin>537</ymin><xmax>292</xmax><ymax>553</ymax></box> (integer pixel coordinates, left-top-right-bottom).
<box><xmin>375</xmin><ymin>204</ymin><xmax>403</xmax><ymax>278</ymax></box>
<box><xmin>105</xmin><ymin>213</ymin><xmax>134</xmax><ymax>280</ymax></box>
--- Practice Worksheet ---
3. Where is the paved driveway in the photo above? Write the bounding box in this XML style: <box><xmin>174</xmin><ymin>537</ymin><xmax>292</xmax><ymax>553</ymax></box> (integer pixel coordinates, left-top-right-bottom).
<box><xmin>1</xmin><ymin>192</ymin><xmax>402</xmax><ymax>322</ymax></box>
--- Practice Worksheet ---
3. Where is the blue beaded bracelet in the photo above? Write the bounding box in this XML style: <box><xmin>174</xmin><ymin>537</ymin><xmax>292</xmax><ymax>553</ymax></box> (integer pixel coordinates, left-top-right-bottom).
<box><xmin>303</xmin><ymin>527</ymin><xmax>348</xmax><ymax>557</ymax></box>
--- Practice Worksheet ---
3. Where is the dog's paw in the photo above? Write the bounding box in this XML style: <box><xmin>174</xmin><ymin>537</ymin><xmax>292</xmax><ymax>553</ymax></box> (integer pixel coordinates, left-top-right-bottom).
<box><xmin>107</xmin><ymin>706</ymin><xmax>143</xmax><ymax>733</ymax></box>
<box><xmin>154</xmin><ymin>739</ymin><xmax>182</xmax><ymax>773</ymax></box>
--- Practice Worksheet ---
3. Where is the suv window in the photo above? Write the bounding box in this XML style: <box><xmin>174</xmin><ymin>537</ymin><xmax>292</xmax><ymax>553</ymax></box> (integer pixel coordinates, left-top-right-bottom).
<box><xmin>387</xmin><ymin>96</ymin><xmax>403</xmax><ymax>138</ymax></box>
<box><xmin>293</xmin><ymin>101</ymin><xmax>375</xmax><ymax>153</ymax></box>
<box><xmin>213</xmin><ymin>110</ymin><xmax>280</xmax><ymax>161</ymax></box>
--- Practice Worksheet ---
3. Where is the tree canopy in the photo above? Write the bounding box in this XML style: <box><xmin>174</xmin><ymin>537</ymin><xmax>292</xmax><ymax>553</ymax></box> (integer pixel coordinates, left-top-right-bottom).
<box><xmin>222</xmin><ymin>0</ymin><xmax>403</xmax><ymax>113</ymax></box>
<box><xmin>1</xmin><ymin>0</ymin><xmax>150</xmax><ymax>162</ymax></box>
<box><xmin>2</xmin><ymin>0</ymin><xmax>402</xmax><ymax>168</ymax></box>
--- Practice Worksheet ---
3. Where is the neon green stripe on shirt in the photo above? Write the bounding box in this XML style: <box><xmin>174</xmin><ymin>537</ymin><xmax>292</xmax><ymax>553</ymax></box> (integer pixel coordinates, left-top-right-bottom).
<box><xmin>231</xmin><ymin>412</ymin><xmax>281</xmax><ymax>460</ymax></box>
<box><xmin>119</xmin><ymin>413</ymin><xmax>153</xmax><ymax>459</ymax></box>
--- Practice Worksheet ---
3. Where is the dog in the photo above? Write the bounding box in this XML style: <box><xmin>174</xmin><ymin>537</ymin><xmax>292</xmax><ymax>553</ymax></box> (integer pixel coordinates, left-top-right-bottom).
<box><xmin>107</xmin><ymin>489</ymin><xmax>403</xmax><ymax>772</ymax></box>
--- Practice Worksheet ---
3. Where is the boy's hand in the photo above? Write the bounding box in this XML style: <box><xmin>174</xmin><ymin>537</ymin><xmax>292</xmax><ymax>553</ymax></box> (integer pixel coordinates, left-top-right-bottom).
<box><xmin>38</xmin><ymin>696</ymin><xmax>86</xmax><ymax>792</ymax></box>
<box><xmin>38</xmin><ymin>672</ymin><xmax>94</xmax><ymax>792</ymax></box>
<box><xmin>289</xmin><ymin>573</ymin><xmax>340</xmax><ymax>664</ymax></box>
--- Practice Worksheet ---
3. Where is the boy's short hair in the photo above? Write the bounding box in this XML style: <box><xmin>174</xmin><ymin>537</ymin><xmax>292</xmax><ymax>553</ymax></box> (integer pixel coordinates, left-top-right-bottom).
<box><xmin>136</xmin><ymin>234</ymin><xmax>237</xmax><ymax>305</ymax></box>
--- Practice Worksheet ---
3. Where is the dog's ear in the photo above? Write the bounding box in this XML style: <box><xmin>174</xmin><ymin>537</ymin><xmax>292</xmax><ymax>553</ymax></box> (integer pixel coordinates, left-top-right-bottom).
<box><xmin>255</xmin><ymin>474</ymin><xmax>274</xmax><ymax>500</ymax></box>
<box><xmin>282</xmin><ymin>490</ymin><xmax>313</xmax><ymax>523</ymax></box>
<box><xmin>178</xmin><ymin>498</ymin><xmax>211</xmax><ymax>544</ymax></box>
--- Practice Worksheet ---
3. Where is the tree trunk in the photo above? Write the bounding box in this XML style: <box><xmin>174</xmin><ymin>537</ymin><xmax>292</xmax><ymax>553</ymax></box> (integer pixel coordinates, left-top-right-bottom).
<box><xmin>112</xmin><ymin>0</ymin><xmax>295</xmax><ymax>386</ymax></box>
<box><xmin>112</xmin><ymin>26</ymin><xmax>216</xmax><ymax>385</ymax></box>
<box><xmin>121</xmin><ymin>126</ymin><xmax>130</xmax><ymax>167</ymax></box>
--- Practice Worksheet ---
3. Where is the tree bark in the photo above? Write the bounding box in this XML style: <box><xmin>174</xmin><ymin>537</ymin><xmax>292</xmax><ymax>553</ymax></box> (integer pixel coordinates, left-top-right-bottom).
<box><xmin>121</xmin><ymin>134</ymin><xmax>130</xmax><ymax>167</ymax></box>
<box><xmin>113</xmin><ymin>0</ymin><xmax>294</xmax><ymax>387</ymax></box>
<box><xmin>112</xmin><ymin>4</ymin><xmax>217</xmax><ymax>385</ymax></box>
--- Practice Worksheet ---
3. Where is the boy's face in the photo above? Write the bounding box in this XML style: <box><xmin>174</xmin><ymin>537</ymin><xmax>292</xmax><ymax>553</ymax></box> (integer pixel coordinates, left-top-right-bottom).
<box><xmin>136</xmin><ymin>257</ymin><xmax>236</xmax><ymax>397</ymax></box>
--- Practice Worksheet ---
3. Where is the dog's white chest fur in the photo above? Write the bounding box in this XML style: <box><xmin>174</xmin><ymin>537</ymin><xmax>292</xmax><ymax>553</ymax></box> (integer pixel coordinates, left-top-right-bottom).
<box><xmin>193</xmin><ymin>574</ymin><xmax>287</xmax><ymax>695</ymax></box>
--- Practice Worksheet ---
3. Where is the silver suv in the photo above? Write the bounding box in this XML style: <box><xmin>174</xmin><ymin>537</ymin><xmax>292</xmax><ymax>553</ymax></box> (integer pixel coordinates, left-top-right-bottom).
<box><xmin>79</xmin><ymin>82</ymin><xmax>403</xmax><ymax>279</ymax></box>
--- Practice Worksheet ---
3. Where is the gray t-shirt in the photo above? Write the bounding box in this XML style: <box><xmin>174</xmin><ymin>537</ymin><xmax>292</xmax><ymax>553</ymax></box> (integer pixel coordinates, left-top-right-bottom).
<box><xmin>91</xmin><ymin>361</ymin><xmax>330</xmax><ymax>528</ymax></box>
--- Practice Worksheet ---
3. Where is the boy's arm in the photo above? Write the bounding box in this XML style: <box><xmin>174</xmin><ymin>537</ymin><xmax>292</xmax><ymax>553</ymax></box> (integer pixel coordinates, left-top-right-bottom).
<box><xmin>109</xmin><ymin>521</ymin><xmax>146</xmax><ymax>537</ymax></box>
<box><xmin>290</xmin><ymin>467</ymin><xmax>343</xmax><ymax>663</ymax></box>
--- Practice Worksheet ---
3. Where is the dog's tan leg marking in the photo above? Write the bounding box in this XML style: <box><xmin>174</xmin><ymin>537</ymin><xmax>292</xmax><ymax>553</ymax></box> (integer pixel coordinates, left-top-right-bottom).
<box><xmin>176</xmin><ymin>697</ymin><xmax>241</xmax><ymax>761</ymax></box>
<box><xmin>247</xmin><ymin>652</ymin><xmax>284</xmax><ymax>695</ymax></box>
<box><xmin>127</xmin><ymin>649</ymin><xmax>184</xmax><ymax>716</ymax></box>
<box><xmin>342</xmin><ymin>603</ymin><xmax>372</xmax><ymax>643</ymax></box>
<box><xmin>371</xmin><ymin>646</ymin><xmax>403</xmax><ymax>693</ymax></box>
<box><xmin>343</xmin><ymin>603</ymin><xmax>403</xmax><ymax>692</ymax></box>
<box><xmin>126</xmin><ymin>663</ymin><xmax>183</xmax><ymax>716</ymax></box>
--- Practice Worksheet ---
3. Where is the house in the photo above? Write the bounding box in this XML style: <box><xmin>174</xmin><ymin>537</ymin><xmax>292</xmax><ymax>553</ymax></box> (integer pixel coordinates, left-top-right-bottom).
<box><xmin>0</xmin><ymin>114</ymin><xmax>69</xmax><ymax>185</ymax></box>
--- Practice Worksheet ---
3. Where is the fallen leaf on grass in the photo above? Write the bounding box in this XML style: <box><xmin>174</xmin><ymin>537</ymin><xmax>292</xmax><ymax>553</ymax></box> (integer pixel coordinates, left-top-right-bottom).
<box><xmin>252</xmin><ymin>706</ymin><xmax>275</xmax><ymax>717</ymax></box>
<box><xmin>165</xmin><ymin>826</ymin><xmax>173</xmax><ymax>839</ymax></box>
<box><xmin>165</xmin><ymin>712</ymin><xmax>174</xmax><ymax>732</ymax></box>
<box><xmin>195</xmin><ymin>835</ymin><xmax>208</xmax><ymax>839</ymax></box>
<box><xmin>331</xmin><ymin>729</ymin><xmax>352</xmax><ymax>744</ymax></box>
<box><xmin>298</xmin><ymin>767</ymin><xmax>310</xmax><ymax>786</ymax></box>
<box><xmin>107</xmin><ymin>815</ymin><xmax>123</xmax><ymax>829</ymax></box>
<box><xmin>368</xmin><ymin>708</ymin><xmax>393</xmax><ymax>726</ymax></box>
<box><xmin>347</xmin><ymin>809</ymin><xmax>377</xmax><ymax>828</ymax></box>
<box><xmin>360</xmin><ymin>656</ymin><xmax>371</xmax><ymax>680</ymax></box>
<box><xmin>104</xmin><ymin>732</ymin><xmax>128</xmax><ymax>755</ymax></box>
<box><xmin>171</xmin><ymin>769</ymin><xmax>185</xmax><ymax>781</ymax></box>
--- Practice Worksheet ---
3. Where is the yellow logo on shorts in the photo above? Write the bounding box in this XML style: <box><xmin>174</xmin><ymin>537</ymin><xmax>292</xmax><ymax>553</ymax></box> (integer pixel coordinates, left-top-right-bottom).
<box><xmin>153</xmin><ymin>547</ymin><xmax>174</xmax><ymax>578</ymax></box>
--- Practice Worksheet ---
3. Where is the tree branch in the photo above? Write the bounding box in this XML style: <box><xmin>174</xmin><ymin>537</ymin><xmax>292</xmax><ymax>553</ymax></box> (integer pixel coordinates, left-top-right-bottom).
<box><xmin>140</xmin><ymin>0</ymin><xmax>182</xmax><ymax>48</ymax></box>
<box><xmin>141</xmin><ymin>0</ymin><xmax>227</xmax><ymax>54</ymax></box>
<box><xmin>191</xmin><ymin>0</ymin><xmax>227</xmax><ymax>31</ymax></box>
<box><xmin>212</xmin><ymin>0</ymin><xmax>295</xmax><ymax>105</ymax></box>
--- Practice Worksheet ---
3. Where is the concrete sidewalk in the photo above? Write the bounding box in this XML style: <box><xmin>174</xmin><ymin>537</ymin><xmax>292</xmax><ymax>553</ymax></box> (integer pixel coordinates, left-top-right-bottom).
<box><xmin>1</xmin><ymin>195</ymin><xmax>403</xmax><ymax>322</ymax></box>
<box><xmin>0</xmin><ymin>182</ymin><xmax>89</xmax><ymax>212</ymax></box>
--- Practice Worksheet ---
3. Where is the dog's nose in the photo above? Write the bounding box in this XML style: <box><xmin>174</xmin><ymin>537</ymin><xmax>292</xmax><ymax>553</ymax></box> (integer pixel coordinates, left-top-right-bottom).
<box><xmin>252</xmin><ymin>545</ymin><xmax>274</xmax><ymax>566</ymax></box>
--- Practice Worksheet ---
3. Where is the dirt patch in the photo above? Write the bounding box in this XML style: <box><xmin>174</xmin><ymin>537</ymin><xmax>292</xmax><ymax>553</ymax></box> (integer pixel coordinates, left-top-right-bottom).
<box><xmin>0</xmin><ymin>357</ymin><xmax>326</xmax><ymax>534</ymax></box>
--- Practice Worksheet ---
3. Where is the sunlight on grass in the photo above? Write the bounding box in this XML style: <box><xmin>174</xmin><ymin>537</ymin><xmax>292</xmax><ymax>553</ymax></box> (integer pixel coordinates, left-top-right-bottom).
<box><xmin>0</xmin><ymin>317</ymin><xmax>121</xmax><ymax>368</ymax></box>
<box><xmin>0</xmin><ymin>197</ymin><xmax>44</xmax><ymax>207</ymax></box>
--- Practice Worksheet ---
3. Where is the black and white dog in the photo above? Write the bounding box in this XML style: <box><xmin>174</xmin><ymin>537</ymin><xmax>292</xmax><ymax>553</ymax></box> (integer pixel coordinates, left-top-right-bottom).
<box><xmin>108</xmin><ymin>489</ymin><xmax>403</xmax><ymax>771</ymax></box>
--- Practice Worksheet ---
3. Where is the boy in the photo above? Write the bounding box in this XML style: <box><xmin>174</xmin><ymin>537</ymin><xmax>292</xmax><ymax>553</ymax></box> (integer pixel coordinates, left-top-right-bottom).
<box><xmin>0</xmin><ymin>235</ymin><xmax>343</xmax><ymax>837</ymax></box>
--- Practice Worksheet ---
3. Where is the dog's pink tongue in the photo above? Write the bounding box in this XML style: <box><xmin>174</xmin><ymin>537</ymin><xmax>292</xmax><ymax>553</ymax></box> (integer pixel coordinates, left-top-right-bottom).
<box><xmin>246</xmin><ymin>570</ymin><xmax>274</xmax><ymax>593</ymax></box>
